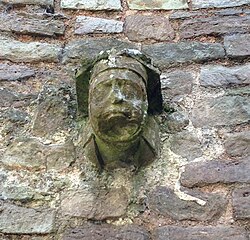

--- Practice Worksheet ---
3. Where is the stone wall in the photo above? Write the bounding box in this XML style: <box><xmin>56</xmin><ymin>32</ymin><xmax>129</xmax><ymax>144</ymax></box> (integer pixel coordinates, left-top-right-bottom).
<box><xmin>0</xmin><ymin>0</ymin><xmax>250</xmax><ymax>239</ymax></box>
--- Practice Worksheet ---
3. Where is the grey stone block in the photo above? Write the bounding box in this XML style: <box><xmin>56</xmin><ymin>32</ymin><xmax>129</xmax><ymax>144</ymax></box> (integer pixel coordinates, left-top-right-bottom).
<box><xmin>161</xmin><ymin>70</ymin><xmax>194</xmax><ymax>97</ymax></box>
<box><xmin>0</xmin><ymin>64</ymin><xmax>35</xmax><ymax>81</ymax></box>
<box><xmin>75</xmin><ymin>16</ymin><xmax>123</xmax><ymax>34</ymax></box>
<box><xmin>0</xmin><ymin>38</ymin><xmax>62</xmax><ymax>63</ymax></box>
<box><xmin>1</xmin><ymin>0</ymin><xmax>53</xmax><ymax>5</ymax></box>
<box><xmin>192</xmin><ymin>0</ymin><xmax>250</xmax><ymax>9</ymax></box>
<box><xmin>200</xmin><ymin>64</ymin><xmax>250</xmax><ymax>87</ymax></box>
<box><xmin>224</xmin><ymin>34</ymin><xmax>250</xmax><ymax>58</ymax></box>
<box><xmin>62</xmin><ymin>38</ymin><xmax>137</xmax><ymax>64</ymax></box>
<box><xmin>142</xmin><ymin>42</ymin><xmax>225</xmax><ymax>69</ymax></box>
<box><xmin>0</xmin><ymin>203</ymin><xmax>55</xmax><ymax>234</ymax></box>
<box><xmin>61</xmin><ymin>0</ymin><xmax>122</xmax><ymax>10</ymax></box>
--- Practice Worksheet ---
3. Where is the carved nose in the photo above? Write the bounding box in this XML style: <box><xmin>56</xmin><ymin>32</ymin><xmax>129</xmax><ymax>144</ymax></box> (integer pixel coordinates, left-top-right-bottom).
<box><xmin>111</xmin><ymin>88</ymin><xmax>124</xmax><ymax>104</ymax></box>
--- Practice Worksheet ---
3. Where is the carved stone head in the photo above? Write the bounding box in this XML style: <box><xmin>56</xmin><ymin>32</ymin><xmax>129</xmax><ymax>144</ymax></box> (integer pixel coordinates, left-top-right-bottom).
<box><xmin>89</xmin><ymin>55</ymin><xmax>148</xmax><ymax>143</ymax></box>
<box><xmin>76</xmin><ymin>49</ymin><xmax>162</xmax><ymax>169</ymax></box>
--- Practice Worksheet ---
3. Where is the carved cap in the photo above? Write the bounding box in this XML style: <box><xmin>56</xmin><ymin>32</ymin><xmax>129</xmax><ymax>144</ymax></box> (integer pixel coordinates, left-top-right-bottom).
<box><xmin>75</xmin><ymin>49</ymin><xmax>163</xmax><ymax>118</ymax></box>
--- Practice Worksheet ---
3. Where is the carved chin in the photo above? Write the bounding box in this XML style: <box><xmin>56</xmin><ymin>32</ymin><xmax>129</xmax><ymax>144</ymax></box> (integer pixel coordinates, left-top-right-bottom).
<box><xmin>96</xmin><ymin>113</ymin><xmax>142</xmax><ymax>142</ymax></box>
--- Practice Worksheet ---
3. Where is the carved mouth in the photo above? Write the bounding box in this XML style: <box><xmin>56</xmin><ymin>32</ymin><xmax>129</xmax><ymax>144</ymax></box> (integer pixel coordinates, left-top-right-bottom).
<box><xmin>102</xmin><ymin>109</ymin><xmax>138</xmax><ymax>122</ymax></box>
<box><xmin>98</xmin><ymin>112</ymin><xmax>141</xmax><ymax>142</ymax></box>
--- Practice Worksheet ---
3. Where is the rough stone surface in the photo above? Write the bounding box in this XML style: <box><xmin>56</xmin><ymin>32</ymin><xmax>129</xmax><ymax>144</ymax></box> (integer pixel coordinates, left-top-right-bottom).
<box><xmin>1</xmin><ymin>0</ymin><xmax>54</xmax><ymax>5</ymax></box>
<box><xmin>0</xmin><ymin>64</ymin><xmax>35</xmax><ymax>81</ymax></box>
<box><xmin>153</xmin><ymin>226</ymin><xmax>248</xmax><ymax>240</ymax></box>
<box><xmin>149</xmin><ymin>187</ymin><xmax>227</xmax><ymax>221</ymax></box>
<box><xmin>75</xmin><ymin>16</ymin><xmax>123</xmax><ymax>34</ymax></box>
<box><xmin>61</xmin><ymin>0</ymin><xmax>122</xmax><ymax>10</ymax></box>
<box><xmin>191</xmin><ymin>96</ymin><xmax>250</xmax><ymax>127</ymax></box>
<box><xmin>200</xmin><ymin>64</ymin><xmax>250</xmax><ymax>87</ymax></box>
<box><xmin>0</xmin><ymin>88</ymin><xmax>18</xmax><ymax>107</ymax></box>
<box><xmin>1</xmin><ymin>138</ymin><xmax>75</xmax><ymax>171</ymax></box>
<box><xmin>0</xmin><ymin>13</ymin><xmax>65</xmax><ymax>36</ymax></box>
<box><xmin>180</xmin><ymin>15</ymin><xmax>250</xmax><ymax>39</ymax></box>
<box><xmin>165</xmin><ymin>111</ymin><xmax>189</xmax><ymax>132</ymax></box>
<box><xmin>181</xmin><ymin>158</ymin><xmax>250</xmax><ymax>187</ymax></box>
<box><xmin>32</xmin><ymin>96</ymin><xmax>71</xmax><ymax>137</ymax></box>
<box><xmin>0</xmin><ymin>38</ymin><xmax>61</xmax><ymax>63</ymax></box>
<box><xmin>61</xmin><ymin>187</ymin><xmax>128</xmax><ymax>220</ymax></box>
<box><xmin>32</xmin><ymin>84</ymin><xmax>75</xmax><ymax>136</ymax></box>
<box><xmin>169</xmin><ymin>131</ymin><xmax>202</xmax><ymax>161</ymax></box>
<box><xmin>192</xmin><ymin>0</ymin><xmax>250</xmax><ymax>9</ymax></box>
<box><xmin>161</xmin><ymin>70</ymin><xmax>194</xmax><ymax>97</ymax></box>
<box><xmin>142</xmin><ymin>42</ymin><xmax>225</xmax><ymax>69</ymax></box>
<box><xmin>224</xmin><ymin>131</ymin><xmax>250</xmax><ymax>158</ymax></box>
<box><xmin>170</xmin><ymin>11</ymin><xmax>203</xmax><ymax>19</ymax></box>
<box><xmin>127</xmin><ymin>0</ymin><xmax>188</xmax><ymax>10</ymax></box>
<box><xmin>0</xmin><ymin>185</ymin><xmax>35</xmax><ymax>201</ymax></box>
<box><xmin>215</xmin><ymin>8</ymin><xmax>244</xmax><ymax>16</ymax></box>
<box><xmin>125</xmin><ymin>15</ymin><xmax>174</xmax><ymax>42</ymax></box>
<box><xmin>0</xmin><ymin>203</ymin><xmax>55</xmax><ymax>234</ymax></box>
<box><xmin>63</xmin><ymin>224</ymin><xmax>150</xmax><ymax>240</ymax></box>
<box><xmin>2</xmin><ymin>108</ymin><xmax>30</xmax><ymax>123</ymax></box>
<box><xmin>224</xmin><ymin>34</ymin><xmax>250</xmax><ymax>58</ymax></box>
<box><xmin>62</xmin><ymin>38</ymin><xmax>137</xmax><ymax>64</ymax></box>
<box><xmin>232</xmin><ymin>186</ymin><xmax>250</xmax><ymax>220</ymax></box>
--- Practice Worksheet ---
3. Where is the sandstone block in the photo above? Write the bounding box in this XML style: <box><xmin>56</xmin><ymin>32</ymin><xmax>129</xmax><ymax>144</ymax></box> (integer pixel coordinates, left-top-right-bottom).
<box><xmin>169</xmin><ymin>131</ymin><xmax>202</xmax><ymax>161</ymax></box>
<box><xmin>191</xmin><ymin>96</ymin><xmax>250</xmax><ymax>127</ymax></box>
<box><xmin>61</xmin><ymin>187</ymin><xmax>128</xmax><ymax>220</ymax></box>
<box><xmin>127</xmin><ymin>0</ymin><xmax>188</xmax><ymax>10</ymax></box>
<box><xmin>224</xmin><ymin>131</ymin><xmax>250</xmax><ymax>158</ymax></box>
<box><xmin>232</xmin><ymin>186</ymin><xmax>250</xmax><ymax>220</ymax></box>
<box><xmin>181</xmin><ymin>158</ymin><xmax>250</xmax><ymax>187</ymax></box>
<box><xmin>0</xmin><ymin>13</ymin><xmax>65</xmax><ymax>36</ymax></box>
<box><xmin>125</xmin><ymin>15</ymin><xmax>174</xmax><ymax>42</ymax></box>
<box><xmin>63</xmin><ymin>224</ymin><xmax>149</xmax><ymax>240</ymax></box>
<box><xmin>180</xmin><ymin>15</ymin><xmax>250</xmax><ymax>39</ymax></box>
<box><xmin>1</xmin><ymin>138</ymin><xmax>75</xmax><ymax>171</ymax></box>
<box><xmin>149</xmin><ymin>187</ymin><xmax>227</xmax><ymax>221</ymax></box>
<box><xmin>153</xmin><ymin>226</ymin><xmax>248</xmax><ymax>240</ymax></box>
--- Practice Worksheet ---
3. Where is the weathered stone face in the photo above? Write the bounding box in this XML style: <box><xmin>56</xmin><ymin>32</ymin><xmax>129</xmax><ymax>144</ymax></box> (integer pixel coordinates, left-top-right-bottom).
<box><xmin>77</xmin><ymin>50</ymin><xmax>162</xmax><ymax>168</ymax></box>
<box><xmin>89</xmin><ymin>67</ymin><xmax>148</xmax><ymax>143</ymax></box>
